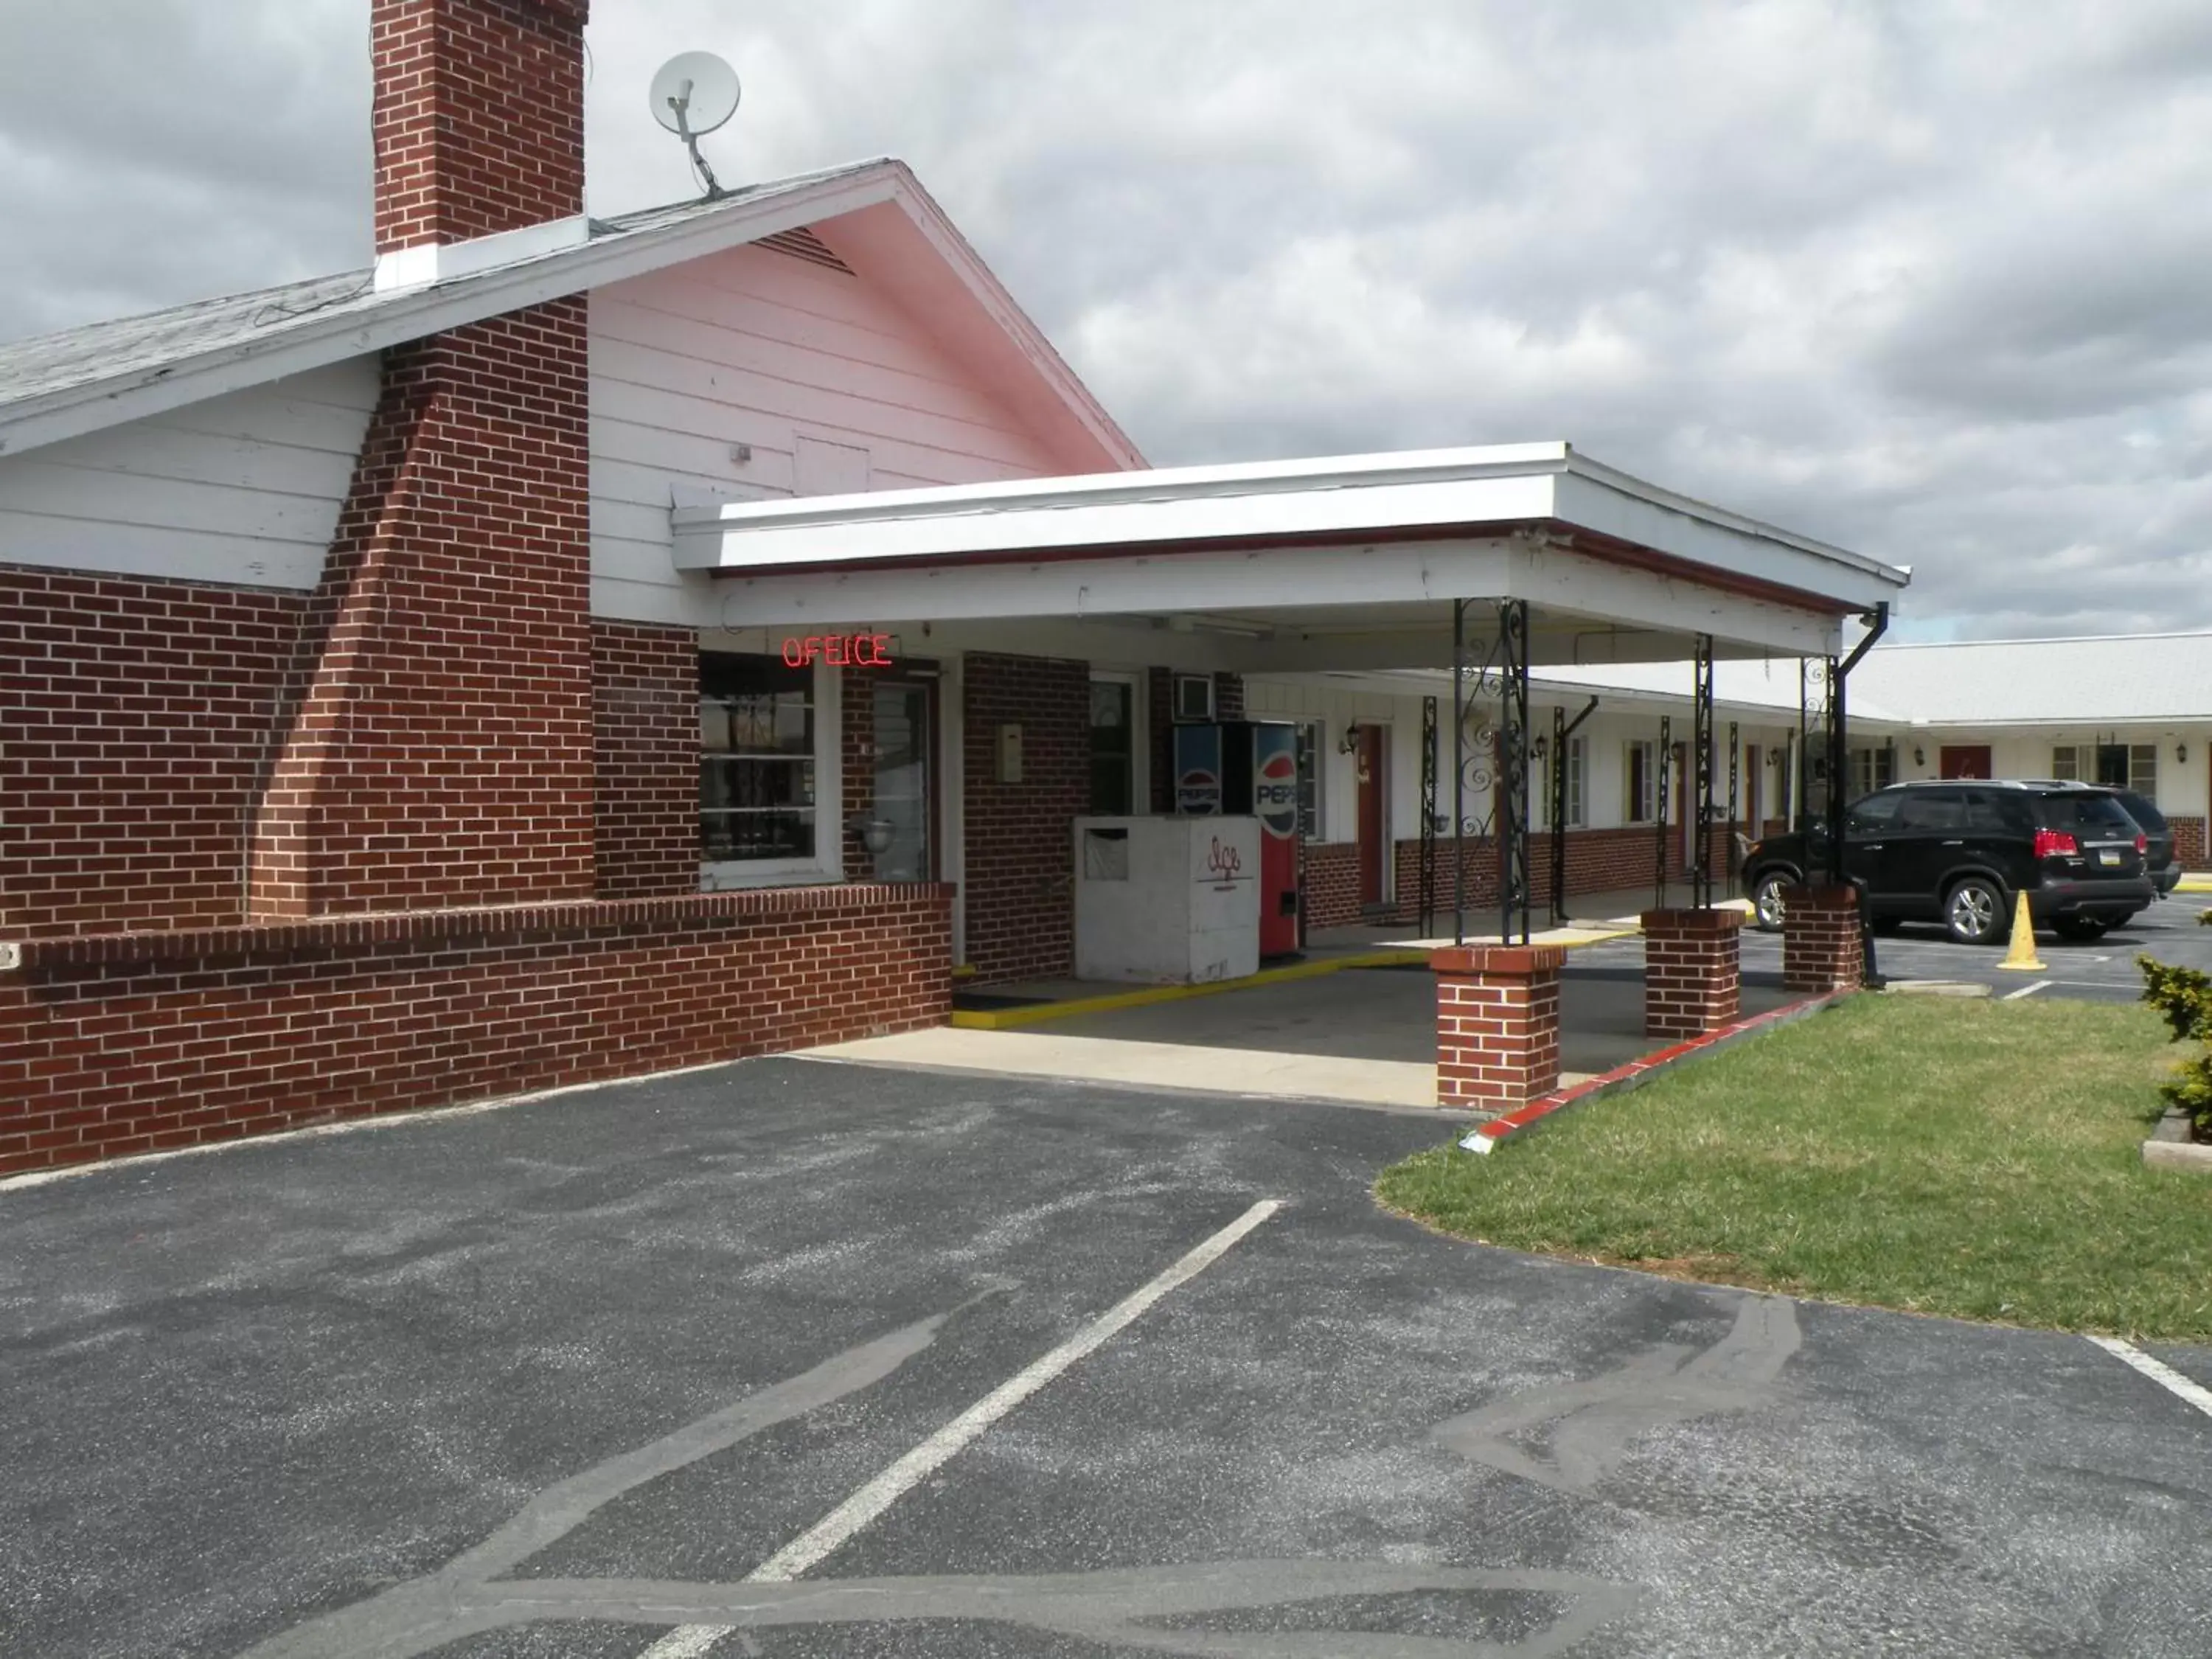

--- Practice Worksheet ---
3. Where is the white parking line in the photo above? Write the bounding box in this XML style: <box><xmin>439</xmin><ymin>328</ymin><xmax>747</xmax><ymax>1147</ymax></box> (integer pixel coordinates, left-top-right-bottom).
<box><xmin>637</xmin><ymin>1197</ymin><xmax>1287</xmax><ymax>1659</ymax></box>
<box><xmin>2001</xmin><ymin>981</ymin><xmax>2051</xmax><ymax>1001</ymax></box>
<box><xmin>2085</xmin><ymin>1336</ymin><xmax>2212</xmax><ymax>1422</ymax></box>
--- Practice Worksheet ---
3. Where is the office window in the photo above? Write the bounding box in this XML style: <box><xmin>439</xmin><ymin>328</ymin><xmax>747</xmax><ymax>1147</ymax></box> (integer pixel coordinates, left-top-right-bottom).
<box><xmin>1089</xmin><ymin>677</ymin><xmax>1135</xmax><ymax>815</ymax></box>
<box><xmin>700</xmin><ymin>653</ymin><xmax>817</xmax><ymax>862</ymax></box>
<box><xmin>1563</xmin><ymin>736</ymin><xmax>1587</xmax><ymax>828</ymax></box>
<box><xmin>2051</xmin><ymin>745</ymin><xmax>2080</xmax><ymax>781</ymax></box>
<box><xmin>1624</xmin><ymin>740</ymin><xmax>1658</xmax><ymax>825</ymax></box>
<box><xmin>1293</xmin><ymin>720</ymin><xmax>1325</xmax><ymax>839</ymax></box>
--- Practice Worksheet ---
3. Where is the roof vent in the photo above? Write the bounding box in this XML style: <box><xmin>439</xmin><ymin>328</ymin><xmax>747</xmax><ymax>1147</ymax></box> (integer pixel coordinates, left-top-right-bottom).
<box><xmin>757</xmin><ymin>226</ymin><xmax>855</xmax><ymax>276</ymax></box>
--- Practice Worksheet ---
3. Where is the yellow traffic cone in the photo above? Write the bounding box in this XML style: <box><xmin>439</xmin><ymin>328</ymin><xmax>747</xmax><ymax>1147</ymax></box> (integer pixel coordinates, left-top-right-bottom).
<box><xmin>1997</xmin><ymin>889</ymin><xmax>2045</xmax><ymax>972</ymax></box>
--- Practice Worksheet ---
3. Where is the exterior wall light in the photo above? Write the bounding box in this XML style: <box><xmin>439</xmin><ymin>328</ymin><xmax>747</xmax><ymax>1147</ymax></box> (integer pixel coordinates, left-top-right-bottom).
<box><xmin>2179</xmin><ymin>742</ymin><xmax>2190</xmax><ymax>765</ymax></box>
<box><xmin>1913</xmin><ymin>746</ymin><xmax>1926</xmax><ymax>767</ymax></box>
<box><xmin>1338</xmin><ymin>723</ymin><xmax>1365</xmax><ymax>754</ymax></box>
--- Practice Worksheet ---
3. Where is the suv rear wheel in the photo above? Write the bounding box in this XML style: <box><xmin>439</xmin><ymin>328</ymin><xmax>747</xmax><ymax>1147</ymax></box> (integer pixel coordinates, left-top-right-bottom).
<box><xmin>1944</xmin><ymin>876</ymin><xmax>2006</xmax><ymax>946</ymax></box>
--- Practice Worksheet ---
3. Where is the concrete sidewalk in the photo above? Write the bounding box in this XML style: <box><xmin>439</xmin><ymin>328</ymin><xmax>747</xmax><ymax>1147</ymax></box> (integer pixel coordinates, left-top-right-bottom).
<box><xmin>804</xmin><ymin>1026</ymin><xmax>1498</xmax><ymax>1110</ymax></box>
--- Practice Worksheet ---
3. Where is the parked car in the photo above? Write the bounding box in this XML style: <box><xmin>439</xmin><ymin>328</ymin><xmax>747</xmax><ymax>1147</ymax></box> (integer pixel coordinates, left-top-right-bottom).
<box><xmin>1743</xmin><ymin>780</ymin><xmax>2154</xmax><ymax>945</ymax></box>
<box><xmin>2096</xmin><ymin>787</ymin><xmax>2183</xmax><ymax>896</ymax></box>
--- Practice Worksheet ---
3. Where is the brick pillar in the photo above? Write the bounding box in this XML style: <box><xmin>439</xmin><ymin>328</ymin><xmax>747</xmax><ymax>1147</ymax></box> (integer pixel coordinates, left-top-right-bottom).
<box><xmin>1433</xmin><ymin>944</ymin><xmax>1564</xmax><ymax>1112</ymax></box>
<box><xmin>1641</xmin><ymin>907</ymin><xmax>1745</xmax><ymax>1038</ymax></box>
<box><xmin>1781</xmin><ymin>884</ymin><xmax>1865</xmax><ymax>994</ymax></box>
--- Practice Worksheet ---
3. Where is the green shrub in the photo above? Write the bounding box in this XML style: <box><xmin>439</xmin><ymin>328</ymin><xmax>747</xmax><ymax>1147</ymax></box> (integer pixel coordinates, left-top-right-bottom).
<box><xmin>2136</xmin><ymin>954</ymin><xmax>2212</xmax><ymax>1141</ymax></box>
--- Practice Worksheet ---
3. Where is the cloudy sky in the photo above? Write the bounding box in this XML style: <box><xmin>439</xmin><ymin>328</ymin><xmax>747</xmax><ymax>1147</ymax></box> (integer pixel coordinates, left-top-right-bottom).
<box><xmin>4</xmin><ymin>0</ymin><xmax>2209</xmax><ymax>639</ymax></box>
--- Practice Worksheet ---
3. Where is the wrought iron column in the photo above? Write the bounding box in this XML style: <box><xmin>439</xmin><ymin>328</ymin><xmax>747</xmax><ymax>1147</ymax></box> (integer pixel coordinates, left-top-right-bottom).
<box><xmin>1452</xmin><ymin>599</ymin><xmax>1466</xmax><ymax>945</ymax></box>
<box><xmin>1692</xmin><ymin>634</ymin><xmax>1715</xmax><ymax>909</ymax></box>
<box><xmin>1725</xmin><ymin>720</ymin><xmax>1741</xmax><ymax>891</ymax></box>
<box><xmin>1497</xmin><ymin>599</ymin><xmax>1531</xmax><ymax>945</ymax></box>
<box><xmin>1655</xmin><ymin>714</ymin><xmax>1672</xmax><ymax>908</ymax></box>
<box><xmin>1548</xmin><ymin>695</ymin><xmax>1599</xmax><ymax>927</ymax></box>
<box><xmin>1419</xmin><ymin>695</ymin><xmax>1439</xmax><ymax>934</ymax></box>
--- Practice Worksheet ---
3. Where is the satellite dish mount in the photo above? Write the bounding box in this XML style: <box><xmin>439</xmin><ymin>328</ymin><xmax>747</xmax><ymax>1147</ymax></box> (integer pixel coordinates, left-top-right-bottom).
<box><xmin>650</xmin><ymin>52</ymin><xmax>742</xmax><ymax>201</ymax></box>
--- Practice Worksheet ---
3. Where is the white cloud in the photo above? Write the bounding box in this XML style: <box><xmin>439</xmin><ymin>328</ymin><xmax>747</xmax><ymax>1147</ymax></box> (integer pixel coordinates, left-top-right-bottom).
<box><xmin>1</xmin><ymin>0</ymin><xmax>2208</xmax><ymax>637</ymax></box>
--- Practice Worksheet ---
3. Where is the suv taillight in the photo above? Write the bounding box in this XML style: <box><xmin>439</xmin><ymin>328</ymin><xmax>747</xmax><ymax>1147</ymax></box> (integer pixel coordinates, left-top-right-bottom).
<box><xmin>2136</xmin><ymin>833</ymin><xmax>2149</xmax><ymax>855</ymax></box>
<box><xmin>2033</xmin><ymin>829</ymin><xmax>2078</xmax><ymax>860</ymax></box>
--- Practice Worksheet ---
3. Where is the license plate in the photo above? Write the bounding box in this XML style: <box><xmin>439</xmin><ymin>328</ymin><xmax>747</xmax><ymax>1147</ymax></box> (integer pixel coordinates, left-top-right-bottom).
<box><xmin>2098</xmin><ymin>849</ymin><xmax>2121</xmax><ymax>867</ymax></box>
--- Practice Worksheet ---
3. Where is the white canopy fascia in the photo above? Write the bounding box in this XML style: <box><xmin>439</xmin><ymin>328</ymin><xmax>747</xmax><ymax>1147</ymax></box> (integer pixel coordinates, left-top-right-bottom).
<box><xmin>696</xmin><ymin>532</ymin><xmax>1850</xmax><ymax>661</ymax></box>
<box><xmin>672</xmin><ymin>441</ymin><xmax>1909</xmax><ymax>625</ymax></box>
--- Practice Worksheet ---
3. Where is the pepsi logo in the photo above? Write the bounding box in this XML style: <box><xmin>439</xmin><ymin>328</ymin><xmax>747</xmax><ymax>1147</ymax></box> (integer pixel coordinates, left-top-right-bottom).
<box><xmin>1256</xmin><ymin>751</ymin><xmax>1298</xmax><ymax>840</ymax></box>
<box><xmin>1177</xmin><ymin>768</ymin><xmax>1220</xmax><ymax>814</ymax></box>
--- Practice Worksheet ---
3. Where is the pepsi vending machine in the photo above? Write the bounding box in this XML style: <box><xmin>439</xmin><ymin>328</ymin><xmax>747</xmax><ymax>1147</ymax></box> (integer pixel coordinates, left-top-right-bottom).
<box><xmin>1173</xmin><ymin>721</ymin><xmax>1301</xmax><ymax>957</ymax></box>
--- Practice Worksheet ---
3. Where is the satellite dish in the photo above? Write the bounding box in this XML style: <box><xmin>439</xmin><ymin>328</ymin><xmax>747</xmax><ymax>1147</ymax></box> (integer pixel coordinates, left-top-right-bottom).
<box><xmin>650</xmin><ymin>51</ymin><xmax>742</xmax><ymax>198</ymax></box>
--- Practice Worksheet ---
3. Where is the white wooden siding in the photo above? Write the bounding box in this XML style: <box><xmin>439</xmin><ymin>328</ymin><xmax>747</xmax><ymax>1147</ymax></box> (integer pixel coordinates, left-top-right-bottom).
<box><xmin>588</xmin><ymin>241</ymin><xmax>1066</xmax><ymax>626</ymax></box>
<box><xmin>0</xmin><ymin>361</ymin><xmax>376</xmax><ymax>590</ymax></box>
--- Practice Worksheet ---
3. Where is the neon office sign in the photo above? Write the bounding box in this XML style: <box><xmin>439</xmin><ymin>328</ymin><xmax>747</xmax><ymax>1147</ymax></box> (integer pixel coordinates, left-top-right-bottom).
<box><xmin>780</xmin><ymin>633</ymin><xmax>894</xmax><ymax>668</ymax></box>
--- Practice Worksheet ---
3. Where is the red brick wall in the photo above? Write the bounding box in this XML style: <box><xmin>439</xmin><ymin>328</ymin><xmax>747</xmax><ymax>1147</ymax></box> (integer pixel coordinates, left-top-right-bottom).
<box><xmin>962</xmin><ymin>653</ymin><xmax>1090</xmax><ymax>981</ymax></box>
<box><xmin>0</xmin><ymin>884</ymin><xmax>949</xmax><ymax>1179</ymax></box>
<box><xmin>2171</xmin><ymin>815</ymin><xmax>2206</xmax><ymax>870</ymax></box>
<box><xmin>371</xmin><ymin>0</ymin><xmax>589</xmax><ymax>254</ymax></box>
<box><xmin>1301</xmin><ymin>841</ymin><xmax>1364</xmax><ymax>929</ymax></box>
<box><xmin>592</xmin><ymin>621</ymin><xmax>696</xmax><ymax>898</ymax></box>
<box><xmin>249</xmin><ymin>298</ymin><xmax>594</xmax><ymax>917</ymax></box>
<box><xmin>0</xmin><ymin>569</ymin><xmax>307</xmax><ymax>939</ymax></box>
<box><xmin>1147</xmin><ymin>667</ymin><xmax>1175</xmax><ymax>814</ymax></box>
<box><xmin>1379</xmin><ymin>825</ymin><xmax>1742</xmax><ymax>929</ymax></box>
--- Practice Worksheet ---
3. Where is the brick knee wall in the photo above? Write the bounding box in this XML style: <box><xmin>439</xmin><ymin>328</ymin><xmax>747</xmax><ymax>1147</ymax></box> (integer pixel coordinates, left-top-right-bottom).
<box><xmin>963</xmin><ymin>653</ymin><xmax>1088</xmax><ymax>982</ymax></box>
<box><xmin>1301</xmin><ymin>842</ymin><xmax>1363</xmax><ymax>929</ymax></box>
<box><xmin>593</xmin><ymin>621</ymin><xmax>697</xmax><ymax>897</ymax></box>
<box><xmin>1643</xmin><ymin>907</ymin><xmax>1744</xmax><ymax>1038</ymax></box>
<box><xmin>0</xmin><ymin>568</ymin><xmax>307</xmax><ymax>939</ymax></box>
<box><xmin>1433</xmin><ymin>944</ymin><xmax>1564</xmax><ymax>1111</ymax></box>
<box><xmin>0</xmin><ymin>884</ymin><xmax>950</xmax><ymax>1178</ymax></box>
<box><xmin>249</xmin><ymin>298</ymin><xmax>595</xmax><ymax>918</ymax></box>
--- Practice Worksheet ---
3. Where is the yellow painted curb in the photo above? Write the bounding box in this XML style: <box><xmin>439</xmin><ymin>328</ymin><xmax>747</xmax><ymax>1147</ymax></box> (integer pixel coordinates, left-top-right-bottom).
<box><xmin>949</xmin><ymin>948</ymin><xmax>1426</xmax><ymax>1030</ymax></box>
<box><xmin>949</xmin><ymin>930</ymin><xmax>1631</xmax><ymax>1032</ymax></box>
<box><xmin>2177</xmin><ymin>874</ymin><xmax>2212</xmax><ymax>894</ymax></box>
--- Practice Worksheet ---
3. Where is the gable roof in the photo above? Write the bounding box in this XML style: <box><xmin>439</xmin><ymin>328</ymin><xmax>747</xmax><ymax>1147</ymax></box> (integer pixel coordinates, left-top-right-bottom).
<box><xmin>1849</xmin><ymin>631</ymin><xmax>2212</xmax><ymax>727</ymax></box>
<box><xmin>0</xmin><ymin>159</ymin><xmax>1142</xmax><ymax>474</ymax></box>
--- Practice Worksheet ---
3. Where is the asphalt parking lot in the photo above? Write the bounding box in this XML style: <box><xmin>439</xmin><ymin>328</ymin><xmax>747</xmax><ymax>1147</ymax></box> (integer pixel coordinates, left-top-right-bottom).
<box><xmin>1595</xmin><ymin>888</ymin><xmax>2212</xmax><ymax>1004</ymax></box>
<box><xmin>3</xmin><ymin>1056</ymin><xmax>2209</xmax><ymax>1658</ymax></box>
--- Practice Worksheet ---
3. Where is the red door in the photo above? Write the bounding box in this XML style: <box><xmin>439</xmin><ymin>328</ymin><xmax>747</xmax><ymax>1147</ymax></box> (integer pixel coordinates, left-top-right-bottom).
<box><xmin>1355</xmin><ymin>725</ymin><xmax>1386</xmax><ymax>907</ymax></box>
<box><xmin>1940</xmin><ymin>745</ymin><xmax>1992</xmax><ymax>780</ymax></box>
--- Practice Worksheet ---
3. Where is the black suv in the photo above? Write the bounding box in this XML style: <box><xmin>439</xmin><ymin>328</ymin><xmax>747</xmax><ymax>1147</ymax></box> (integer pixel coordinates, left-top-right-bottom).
<box><xmin>1744</xmin><ymin>780</ymin><xmax>2154</xmax><ymax>945</ymax></box>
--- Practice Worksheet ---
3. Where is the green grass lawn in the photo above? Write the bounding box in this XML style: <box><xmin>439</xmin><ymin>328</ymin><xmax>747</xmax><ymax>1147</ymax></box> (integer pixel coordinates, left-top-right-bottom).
<box><xmin>1378</xmin><ymin>995</ymin><xmax>2212</xmax><ymax>1343</ymax></box>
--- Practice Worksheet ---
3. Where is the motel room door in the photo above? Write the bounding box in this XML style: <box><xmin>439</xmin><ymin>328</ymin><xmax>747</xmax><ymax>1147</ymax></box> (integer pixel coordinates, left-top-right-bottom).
<box><xmin>1939</xmin><ymin>745</ymin><xmax>1992</xmax><ymax>780</ymax></box>
<box><xmin>1355</xmin><ymin>724</ymin><xmax>1388</xmax><ymax>911</ymax></box>
<box><xmin>870</xmin><ymin>678</ymin><xmax>937</xmax><ymax>881</ymax></box>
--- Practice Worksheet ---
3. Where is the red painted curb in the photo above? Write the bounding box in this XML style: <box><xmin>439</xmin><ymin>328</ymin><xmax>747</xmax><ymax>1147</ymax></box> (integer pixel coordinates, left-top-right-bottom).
<box><xmin>1461</xmin><ymin>989</ymin><xmax>1856</xmax><ymax>1155</ymax></box>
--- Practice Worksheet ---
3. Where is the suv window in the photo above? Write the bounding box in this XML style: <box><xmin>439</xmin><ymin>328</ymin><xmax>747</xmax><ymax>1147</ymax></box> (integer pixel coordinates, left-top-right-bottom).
<box><xmin>2115</xmin><ymin>790</ymin><xmax>2168</xmax><ymax>833</ymax></box>
<box><xmin>1846</xmin><ymin>790</ymin><xmax>1905</xmax><ymax>833</ymax></box>
<box><xmin>2037</xmin><ymin>793</ymin><xmax>2139</xmax><ymax>835</ymax></box>
<box><xmin>1961</xmin><ymin>788</ymin><xmax>2031</xmax><ymax>835</ymax></box>
<box><xmin>1896</xmin><ymin>789</ymin><xmax>1966</xmax><ymax>831</ymax></box>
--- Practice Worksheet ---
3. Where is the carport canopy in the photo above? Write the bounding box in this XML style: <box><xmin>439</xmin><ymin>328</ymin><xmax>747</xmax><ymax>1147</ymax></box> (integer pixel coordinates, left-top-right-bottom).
<box><xmin>672</xmin><ymin>441</ymin><xmax>1910</xmax><ymax>669</ymax></box>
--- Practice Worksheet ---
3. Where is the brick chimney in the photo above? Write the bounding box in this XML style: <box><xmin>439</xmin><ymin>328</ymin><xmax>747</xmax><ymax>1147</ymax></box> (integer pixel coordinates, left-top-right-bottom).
<box><xmin>372</xmin><ymin>0</ymin><xmax>591</xmax><ymax>285</ymax></box>
<box><xmin>249</xmin><ymin>0</ymin><xmax>599</xmax><ymax>919</ymax></box>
